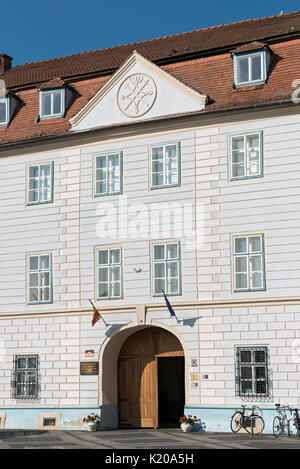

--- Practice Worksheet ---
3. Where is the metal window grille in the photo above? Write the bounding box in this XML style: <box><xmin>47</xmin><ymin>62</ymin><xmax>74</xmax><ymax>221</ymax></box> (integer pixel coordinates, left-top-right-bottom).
<box><xmin>43</xmin><ymin>418</ymin><xmax>56</xmax><ymax>427</ymax></box>
<box><xmin>235</xmin><ymin>347</ymin><xmax>269</xmax><ymax>398</ymax></box>
<box><xmin>11</xmin><ymin>355</ymin><xmax>39</xmax><ymax>400</ymax></box>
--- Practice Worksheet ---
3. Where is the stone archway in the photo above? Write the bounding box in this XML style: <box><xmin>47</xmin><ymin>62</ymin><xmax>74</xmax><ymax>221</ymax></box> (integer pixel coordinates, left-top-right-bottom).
<box><xmin>99</xmin><ymin>324</ymin><xmax>186</xmax><ymax>429</ymax></box>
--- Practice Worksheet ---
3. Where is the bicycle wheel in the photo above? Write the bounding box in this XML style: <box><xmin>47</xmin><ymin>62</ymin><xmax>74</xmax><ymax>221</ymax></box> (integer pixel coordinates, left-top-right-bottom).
<box><xmin>230</xmin><ymin>411</ymin><xmax>243</xmax><ymax>433</ymax></box>
<box><xmin>245</xmin><ymin>414</ymin><xmax>265</xmax><ymax>435</ymax></box>
<box><xmin>273</xmin><ymin>416</ymin><xmax>281</xmax><ymax>438</ymax></box>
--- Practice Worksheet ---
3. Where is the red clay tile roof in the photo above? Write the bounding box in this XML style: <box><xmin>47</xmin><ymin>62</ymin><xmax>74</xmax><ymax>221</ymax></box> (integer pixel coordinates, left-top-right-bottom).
<box><xmin>2</xmin><ymin>11</ymin><xmax>300</xmax><ymax>89</ymax></box>
<box><xmin>0</xmin><ymin>11</ymin><xmax>300</xmax><ymax>146</ymax></box>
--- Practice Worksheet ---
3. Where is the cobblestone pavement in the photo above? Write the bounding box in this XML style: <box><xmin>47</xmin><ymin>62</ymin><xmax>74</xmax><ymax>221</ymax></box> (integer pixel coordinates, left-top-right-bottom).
<box><xmin>0</xmin><ymin>428</ymin><xmax>299</xmax><ymax>450</ymax></box>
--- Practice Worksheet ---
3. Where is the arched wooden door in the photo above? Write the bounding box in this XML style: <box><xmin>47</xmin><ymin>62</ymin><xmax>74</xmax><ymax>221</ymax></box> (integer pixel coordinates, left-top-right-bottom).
<box><xmin>118</xmin><ymin>327</ymin><xmax>184</xmax><ymax>428</ymax></box>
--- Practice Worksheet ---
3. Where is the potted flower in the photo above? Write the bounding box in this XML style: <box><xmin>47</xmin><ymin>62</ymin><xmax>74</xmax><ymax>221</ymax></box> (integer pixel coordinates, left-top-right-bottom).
<box><xmin>83</xmin><ymin>413</ymin><xmax>100</xmax><ymax>431</ymax></box>
<box><xmin>179</xmin><ymin>414</ymin><xmax>197</xmax><ymax>433</ymax></box>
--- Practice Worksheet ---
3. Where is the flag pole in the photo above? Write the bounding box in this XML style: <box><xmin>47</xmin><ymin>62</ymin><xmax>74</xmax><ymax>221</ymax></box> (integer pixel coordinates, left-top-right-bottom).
<box><xmin>89</xmin><ymin>299</ymin><xmax>109</xmax><ymax>327</ymax></box>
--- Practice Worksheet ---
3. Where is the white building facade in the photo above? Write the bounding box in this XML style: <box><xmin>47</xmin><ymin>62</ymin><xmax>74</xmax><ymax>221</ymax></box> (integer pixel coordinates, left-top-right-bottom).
<box><xmin>0</xmin><ymin>12</ymin><xmax>300</xmax><ymax>432</ymax></box>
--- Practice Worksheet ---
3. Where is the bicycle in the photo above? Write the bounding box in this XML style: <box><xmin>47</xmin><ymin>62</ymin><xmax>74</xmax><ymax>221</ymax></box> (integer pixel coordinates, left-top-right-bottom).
<box><xmin>273</xmin><ymin>403</ymin><xmax>292</xmax><ymax>438</ymax></box>
<box><xmin>230</xmin><ymin>405</ymin><xmax>265</xmax><ymax>435</ymax></box>
<box><xmin>289</xmin><ymin>408</ymin><xmax>300</xmax><ymax>438</ymax></box>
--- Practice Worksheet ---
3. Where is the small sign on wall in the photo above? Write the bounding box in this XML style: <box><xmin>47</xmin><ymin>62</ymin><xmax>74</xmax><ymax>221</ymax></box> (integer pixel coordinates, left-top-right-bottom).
<box><xmin>191</xmin><ymin>359</ymin><xmax>198</xmax><ymax>367</ymax></box>
<box><xmin>190</xmin><ymin>381</ymin><xmax>199</xmax><ymax>388</ymax></box>
<box><xmin>80</xmin><ymin>361</ymin><xmax>99</xmax><ymax>375</ymax></box>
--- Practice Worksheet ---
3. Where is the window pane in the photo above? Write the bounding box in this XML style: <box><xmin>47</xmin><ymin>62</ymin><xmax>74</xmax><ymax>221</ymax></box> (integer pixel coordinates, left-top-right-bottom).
<box><xmin>111</xmin><ymin>282</ymin><xmax>120</xmax><ymax>297</ymax></box>
<box><xmin>251</xmin><ymin>272</ymin><xmax>262</xmax><ymax>289</ymax></box>
<box><xmin>166</xmin><ymin>171</ymin><xmax>178</xmax><ymax>185</ymax></box>
<box><xmin>110</xmin><ymin>249</ymin><xmax>120</xmax><ymax>264</ymax></box>
<box><xmin>17</xmin><ymin>358</ymin><xmax>27</xmax><ymax>369</ymax></box>
<box><xmin>234</xmin><ymin>238</ymin><xmax>247</xmax><ymax>254</ymax></box>
<box><xmin>240</xmin><ymin>350</ymin><xmax>252</xmax><ymax>363</ymax></box>
<box><xmin>29</xmin><ymin>273</ymin><xmax>38</xmax><ymax>287</ymax></box>
<box><xmin>237</xmin><ymin>57</ymin><xmax>249</xmax><ymax>83</ymax></box>
<box><xmin>29</xmin><ymin>256</ymin><xmax>38</xmax><ymax>271</ymax></box>
<box><xmin>40</xmin><ymin>165</ymin><xmax>50</xmax><ymax>177</ymax></box>
<box><xmin>241</xmin><ymin>381</ymin><xmax>252</xmax><ymax>394</ymax></box>
<box><xmin>98</xmin><ymin>250</ymin><xmax>108</xmax><ymax>265</ymax></box>
<box><xmin>249</xmin><ymin>236</ymin><xmax>261</xmax><ymax>253</ymax></box>
<box><xmin>99</xmin><ymin>268</ymin><xmax>108</xmax><ymax>282</ymax></box>
<box><xmin>167</xmin><ymin>243</ymin><xmax>178</xmax><ymax>259</ymax></box>
<box><xmin>232</xmin><ymin>163</ymin><xmax>245</xmax><ymax>178</ymax></box>
<box><xmin>99</xmin><ymin>283</ymin><xmax>109</xmax><ymax>298</ymax></box>
<box><xmin>53</xmin><ymin>92</ymin><xmax>62</xmax><ymax>114</ymax></box>
<box><xmin>232</xmin><ymin>150</ymin><xmax>245</xmax><ymax>164</ymax></box>
<box><xmin>152</xmin><ymin>147</ymin><xmax>163</xmax><ymax>160</ymax></box>
<box><xmin>152</xmin><ymin>173</ymin><xmax>164</xmax><ymax>186</ymax></box>
<box><xmin>110</xmin><ymin>266</ymin><xmax>120</xmax><ymax>282</ymax></box>
<box><xmin>29</xmin><ymin>166</ymin><xmax>39</xmax><ymax>178</ymax></box>
<box><xmin>154</xmin><ymin>263</ymin><xmax>165</xmax><ymax>278</ymax></box>
<box><xmin>241</xmin><ymin>367</ymin><xmax>252</xmax><ymax>379</ymax></box>
<box><xmin>155</xmin><ymin>278</ymin><xmax>165</xmax><ymax>294</ymax></box>
<box><xmin>256</xmin><ymin>381</ymin><xmax>266</xmax><ymax>394</ymax></box>
<box><xmin>236</xmin><ymin>273</ymin><xmax>247</xmax><ymax>289</ymax></box>
<box><xmin>42</xmin><ymin>93</ymin><xmax>51</xmax><ymax>116</ymax></box>
<box><xmin>40</xmin><ymin>255</ymin><xmax>49</xmax><ymax>270</ymax></box>
<box><xmin>152</xmin><ymin>160</ymin><xmax>163</xmax><ymax>173</ymax></box>
<box><xmin>168</xmin><ymin>277</ymin><xmax>178</xmax><ymax>293</ymax></box>
<box><xmin>251</xmin><ymin>55</ymin><xmax>262</xmax><ymax>81</ymax></box>
<box><xmin>0</xmin><ymin>100</ymin><xmax>6</xmax><ymax>123</ymax></box>
<box><xmin>167</xmin><ymin>261</ymin><xmax>178</xmax><ymax>278</ymax></box>
<box><xmin>96</xmin><ymin>181</ymin><xmax>107</xmax><ymax>194</ymax></box>
<box><xmin>235</xmin><ymin>257</ymin><xmax>247</xmax><ymax>273</ymax></box>
<box><xmin>27</xmin><ymin>357</ymin><xmax>37</xmax><ymax>369</ymax></box>
<box><xmin>154</xmin><ymin>245</ymin><xmax>165</xmax><ymax>260</ymax></box>
<box><xmin>166</xmin><ymin>144</ymin><xmax>177</xmax><ymax>159</ymax></box>
<box><xmin>29</xmin><ymin>178</ymin><xmax>39</xmax><ymax>190</ymax></box>
<box><xmin>40</xmin><ymin>287</ymin><xmax>50</xmax><ymax>301</ymax></box>
<box><xmin>232</xmin><ymin>137</ymin><xmax>244</xmax><ymax>151</ymax></box>
<box><xmin>255</xmin><ymin>350</ymin><xmax>265</xmax><ymax>363</ymax></box>
<box><xmin>29</xmin><ymin>288</ymin><xmax>39</xmax><ymax>302</ymax></box>
<box><xmin>40</xmin><ymin>272</ymin><xmax>50</xmax><ymax>287</ymax></box>
<box><xmin>255</xmin><ymin>367</ymin><xmax>266</xmax><ymax>379</ymax></box>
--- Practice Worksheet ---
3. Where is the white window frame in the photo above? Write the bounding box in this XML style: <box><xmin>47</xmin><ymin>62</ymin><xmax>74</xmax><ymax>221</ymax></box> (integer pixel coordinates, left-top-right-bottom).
<box><xmin>233</xmin><ymin>234</ymin><xmax>266</xmax><ymax>292</ymax></box>
<box><xmin>27</xmin><ymin>253</ymin><xmax>53</xmax><ymax>304</ymax></box>
<box><xmin>94</xmin><ymin>152</ymin><xmax>123</xmax><ymax>197</ymax></box>
<box><xmin>150</xmin><ymin>142</ymin><xmax>181</xmax><ymax>189</ymax></box>
<box><xmin>27</xmin><ymin>162</ymin><xmax>54</xmax><ymax>205</ymax></box>
<box><xmin>230</xmin><ymin>132</ymin><xmax>263</xmax><ymax>180</ymax></box>
<box><xmin>0</xmin><ymin>96</ymin><xmax>9</xmax><ymax>126</ymax></box>
<box><xmin>96</xmin><ymin>247</ymin><xmax>123</xmax><ymax>300</ymax></box>
<box><xmin>152</xmin><ymin>241</ymin><xmax>181</xmax><ymax>296</ymax></box>
<box><xmin>39</xmin><ymin>88</ymin><xmax>65</xmax><ymax>119</ymax></box>
<box><xmin>234</xmin><ymin>50</ymin><xmax>267</xmax><ymax>86</ymax></box>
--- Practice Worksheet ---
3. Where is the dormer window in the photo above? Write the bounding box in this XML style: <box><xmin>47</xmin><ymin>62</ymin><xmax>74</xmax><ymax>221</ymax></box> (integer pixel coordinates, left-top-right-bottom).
<box><xmin>234</xmin><ymin>49</ymin><xmax>267</xmax><ymax>86</ymax></box>
<box><xmin>39</xmin><ymin>88</ymin><xmax>65</xmax><ymax>119</ymax></box>
<box><xmin>0</xmin><ymin>96</ymin><xmax>9</xmax><ymax>126</ymax></box>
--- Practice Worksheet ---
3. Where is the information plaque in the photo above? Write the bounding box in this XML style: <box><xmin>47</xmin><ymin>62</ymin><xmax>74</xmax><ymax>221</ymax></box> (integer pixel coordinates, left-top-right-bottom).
<box><xmin>80</xmin><ymin>361</ymin><xmax>99</xmax><ymax>375</ymax></box>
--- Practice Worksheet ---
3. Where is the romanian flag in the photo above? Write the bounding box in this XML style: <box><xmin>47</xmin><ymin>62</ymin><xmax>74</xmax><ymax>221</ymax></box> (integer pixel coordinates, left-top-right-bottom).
<box><xmin>89</xmin><ymin>300</ymin><xmax>101</xmax><ymax>327</ymax></box>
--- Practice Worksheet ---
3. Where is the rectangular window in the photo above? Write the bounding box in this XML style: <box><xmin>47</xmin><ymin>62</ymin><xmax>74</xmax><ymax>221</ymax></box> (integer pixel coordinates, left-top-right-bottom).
<box><xmin>27</xmin><ymin>253</ymin><xmax>52</xmax><ymax>304</ymax></box>
<box><xmin>96</xmin><ymin>247</ymin><xmax>122</xmax><ymax>299</ymax></box>
<box><xmin>0</xmin><ymin>97</ymin><xmax>9</xmax><ymax>126</ymax></box>
<box><xmin>236</xmin><ymin>347</ymin><xmax>269</xmax><ymax>397</ymax></box>
<box><xmin>27</xmin><ymin>162</ymin><xmax>53</xmax><ymax>204</ymax></box>
<box><xmin>234</xmin><ymin>51</ymin><xmax>266</xmax><ymax>86</ymax></box>
<box><xmin>230</xmin><ymin>132</ymin><xmax>263</xmax><ymax>179</ymax></box>
<box><xmin>39</xmin><ymin>88</ymin><xmax>65</xmax><ymax>118</ymax></box>
<box><xmin>152</xmin><ymin>241</ymin><xmax>181</xmax><ymax>296</ymax></box>
<box><xmin>150</xmin><ymin>142</ymin><xmax>180</xmax><ymax>189</ymax></box>
<box><xmin>12</xmin><ymin>355</ymin><xmax>39</xmax><ymax>400</ymax></box>
<box><xmin>233</xmin><ymin>234</ymin><xmax>265</xmax><ymax>292</ymax></box>
<box><xmin>94</xmin><ymin>152</ymin><xmax>122</xmax><ymax>196</ymax></box>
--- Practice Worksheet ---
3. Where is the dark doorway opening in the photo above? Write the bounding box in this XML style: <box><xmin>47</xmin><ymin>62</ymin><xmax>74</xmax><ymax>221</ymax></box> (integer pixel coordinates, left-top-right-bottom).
<box><xmin>158</xmin><ymin>356</ymin><xmax>185</xmax><ymax>427</ymax></box>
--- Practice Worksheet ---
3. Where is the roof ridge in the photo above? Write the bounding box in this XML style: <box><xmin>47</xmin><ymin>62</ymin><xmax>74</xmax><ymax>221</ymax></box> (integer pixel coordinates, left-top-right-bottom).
<box><xmin>11</xmin><ymin>10</ymin><xmax>300</xmax><ymax>70</ymax></box>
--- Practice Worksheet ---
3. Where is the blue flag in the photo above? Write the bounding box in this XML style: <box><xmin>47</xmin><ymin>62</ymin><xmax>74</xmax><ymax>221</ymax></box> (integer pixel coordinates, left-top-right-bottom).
<box><xmin>162</xmin><ymin>290</ymin><xmax>177</xmax><ymax>319</ymax></box>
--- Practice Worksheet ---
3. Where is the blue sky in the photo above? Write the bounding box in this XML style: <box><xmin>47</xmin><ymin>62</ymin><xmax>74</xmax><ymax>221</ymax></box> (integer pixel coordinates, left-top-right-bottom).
<box><xmin>2</xmin><ymin>0</ymin><xmax>300</xmax><ymax>66</ymax></box>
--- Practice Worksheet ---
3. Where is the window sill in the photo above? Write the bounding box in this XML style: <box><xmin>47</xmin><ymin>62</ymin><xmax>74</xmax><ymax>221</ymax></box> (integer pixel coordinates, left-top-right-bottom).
<box><xmin>233</xmin><ymin>82</ymin><xmax>266</xmax><ymax>92</ymax></box>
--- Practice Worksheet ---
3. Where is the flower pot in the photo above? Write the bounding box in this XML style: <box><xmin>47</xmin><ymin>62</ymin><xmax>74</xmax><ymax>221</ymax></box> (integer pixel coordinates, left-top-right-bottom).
<box><xmin>86</xmin><ymin>420</ymin><xmax>97</xmax><ymax>431</ymax></box>
<box><xmin>181</xmin><ymin>422</ymin><xmax>193</xmax><ymax>433</ymax></box>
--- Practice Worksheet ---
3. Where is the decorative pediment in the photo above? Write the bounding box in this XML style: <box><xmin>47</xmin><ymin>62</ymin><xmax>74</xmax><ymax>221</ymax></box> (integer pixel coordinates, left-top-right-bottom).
<box><xmin>69</xmin><ymin>51</ymin><xmax>207</xmax><ymax>131</ymax></box>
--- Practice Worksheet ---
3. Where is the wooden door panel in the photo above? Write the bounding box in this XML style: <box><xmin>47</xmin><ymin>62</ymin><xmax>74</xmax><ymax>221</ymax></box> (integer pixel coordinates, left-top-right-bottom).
<box><xmin>118</xmin><ymin>357</ymin><xmax>157</xmax><ymax>428</ymax></box>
